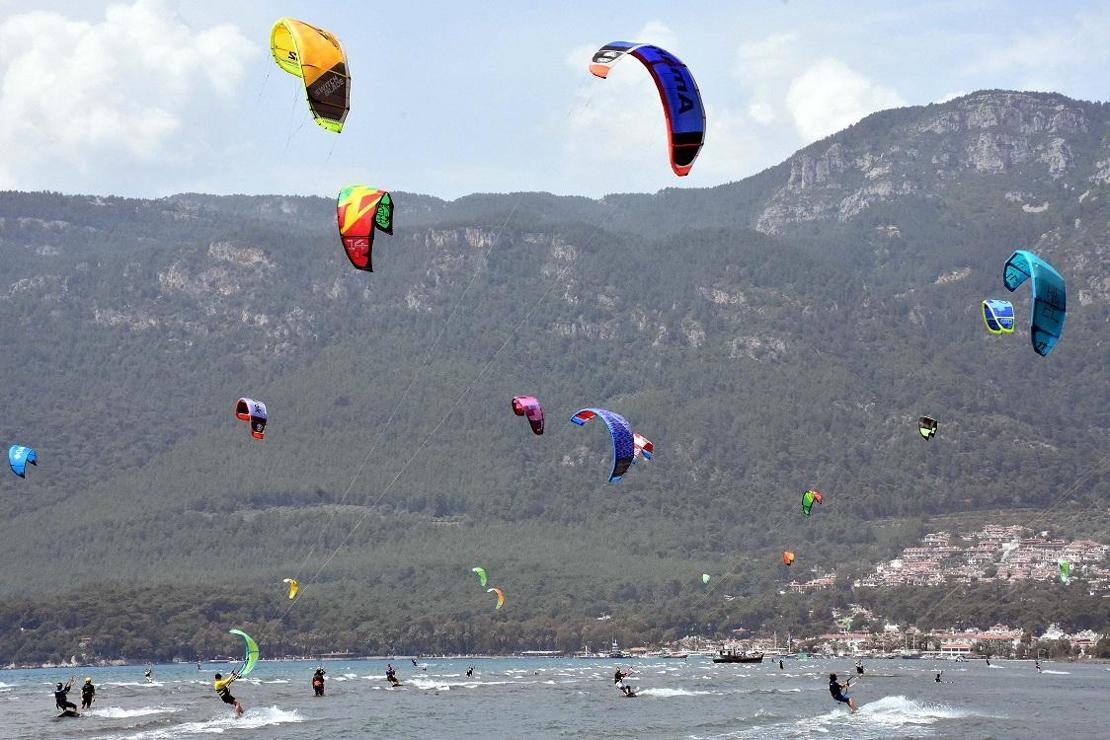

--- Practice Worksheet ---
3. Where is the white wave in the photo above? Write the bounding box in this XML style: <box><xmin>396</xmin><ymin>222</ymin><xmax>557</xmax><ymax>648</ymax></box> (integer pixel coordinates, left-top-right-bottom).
<box><xmin>406</xmin><ymin>678</ymin><xmax>452</xmax><ymax>691</ymax></box>
<box><xmin>104</xmin><ymin>705</ymin><xmax>303</xmax><ymax>739</ymax></box>
<box><xmin>806</xmin><ymin>695</ymin><xmax>970</xmax><ymax>729</ymax></box>
<box><xmin>86</xmin><ymin>706</ymin><xmax>180</xmax><ymax>718</ymax></box>
<box><xmin>1040</xmin><ymin>669</ymin><xmax>1070</xmax><ymax>674</ymax></box>
<box><xmin>637</xmin><ymin>687</ymin><xmax>715</xmax><ymax>698</ymax></box>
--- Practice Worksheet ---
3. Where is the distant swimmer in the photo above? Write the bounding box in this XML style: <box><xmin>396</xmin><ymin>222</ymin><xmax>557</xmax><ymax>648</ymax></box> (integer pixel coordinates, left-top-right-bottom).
<box><xmin>213</xmin><ymin>671</ymin><xmax>244</xmax><ymax>716</ymax></box>
<box><xmin>466</xmin><ymin>666</ymin><xmax>474</xmax><ymax>678</ymax></box>
<box><xmin>312</xmin><ymin>668</ymin><xmax>326</xmax><ymax>697</ymax></box>
<box><xmin>779</xmin><ymin>659</ymin><xmax>784</xmax><ymax>670</ymax></box>
<box><xmin>855</xmin><ymin>660</ymin><xmax>864</xmax><ymax>676</ymax></box>
<box><xmin>828</xmin><ymin>673</ymin><xmax>857</xmax><ymax>714</ymax></box>
<box><xmin>80</xmin><ymin>678</ymin><xmax>96</xmax><ymax>710</ymax></box>
<box><xmin>54</xmin><ymin>679</ymin><xmax>78</xmax><ymax>716</ymax></box>
<box><xmin>386</xmin><ymin>663</ymin><xmax>400</xmax><ymax>686</ymax></box>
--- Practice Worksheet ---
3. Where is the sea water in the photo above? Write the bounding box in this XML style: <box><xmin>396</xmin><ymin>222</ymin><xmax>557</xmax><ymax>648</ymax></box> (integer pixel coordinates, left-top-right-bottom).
<box><xmin>0</xmin><ymin>656</ymin><xmax>1105</xmax><ymax>739</ymax></box>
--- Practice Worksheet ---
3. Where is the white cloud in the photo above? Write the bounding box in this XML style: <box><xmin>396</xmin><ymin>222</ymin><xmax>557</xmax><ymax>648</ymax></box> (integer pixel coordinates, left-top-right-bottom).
<box><xmin>734</xmin><ymin>31</ymin><xmax>800</xmax><ymax>83</ymax></box>
<box><xmin>0</xmin><ymin>0</ymin><xmax>256</xmax><ymax>186</ymax></box>
<box><xmin>785</xmin><ymin>58</ymin><xmax>905</xmax><ymax>142</ymax></box>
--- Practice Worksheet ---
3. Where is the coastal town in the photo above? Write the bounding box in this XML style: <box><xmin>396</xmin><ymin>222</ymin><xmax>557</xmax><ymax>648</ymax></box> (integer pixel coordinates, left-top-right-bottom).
<box><xmin>787</xmin><ymin>524</ymin><xmax>1110</xmax><ymax>594</ymax></box>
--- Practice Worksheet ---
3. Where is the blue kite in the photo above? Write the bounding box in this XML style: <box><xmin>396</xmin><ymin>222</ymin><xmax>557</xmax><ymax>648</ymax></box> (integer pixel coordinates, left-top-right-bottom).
<box><xmin>8</xmin><ymin>445</ymin><xmax>37</xmax><ymax>478</ymax></box>
<box><xmin>589</xmin><ymin>42</ymin><xmax>705</xmax><ymax>176</ymax></box>
<box><xmin>981</xmin><ymin>299</ymin><xmax>1015</xmax><ymax>334</ymax></box>
<box><xmin>570</xmin><ymin>408</ymin><xmax>636</xmax><ymax>482</ymax></box>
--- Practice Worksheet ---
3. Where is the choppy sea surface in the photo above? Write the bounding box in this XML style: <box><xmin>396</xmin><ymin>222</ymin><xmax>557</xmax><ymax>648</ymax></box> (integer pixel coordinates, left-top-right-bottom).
<box><xmin>1</xmin><ymin>656</ymin><xmax>1105</xmax><ymax>739</ymax></box>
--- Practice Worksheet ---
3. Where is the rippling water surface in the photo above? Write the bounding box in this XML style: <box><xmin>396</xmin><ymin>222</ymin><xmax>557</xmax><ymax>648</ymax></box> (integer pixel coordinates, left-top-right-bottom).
<box><xmin>2</xmin><ymin>656</ymin><xmax>1105</xmax><ymax>739</ymax></box>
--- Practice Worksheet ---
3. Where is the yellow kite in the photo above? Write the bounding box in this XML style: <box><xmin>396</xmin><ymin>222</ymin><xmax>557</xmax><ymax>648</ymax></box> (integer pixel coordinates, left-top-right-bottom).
<box><xmin>271</xmin><ymin>18</ymin><xmax>350</xmax><ymax>133</ymax></box>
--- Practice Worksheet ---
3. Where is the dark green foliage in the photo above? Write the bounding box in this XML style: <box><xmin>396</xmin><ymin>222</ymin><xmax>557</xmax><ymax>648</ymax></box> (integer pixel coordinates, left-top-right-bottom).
<box><xmin>0</xmin><ymin>91</ymin><xmax>1107</xmax><ymax>662</ymax></box>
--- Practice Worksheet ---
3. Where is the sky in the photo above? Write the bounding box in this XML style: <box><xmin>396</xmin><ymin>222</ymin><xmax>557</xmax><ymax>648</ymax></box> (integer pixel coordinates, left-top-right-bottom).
<box><xmin>0</xmin><ymin>0</ymin><xmax>1107</xmax><ymax>200</ymax></box>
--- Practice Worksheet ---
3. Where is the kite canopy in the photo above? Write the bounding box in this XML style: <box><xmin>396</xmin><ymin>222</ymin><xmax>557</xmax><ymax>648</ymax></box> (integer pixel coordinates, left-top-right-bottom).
<box><xmin>487</xmin><ymin>586</ymin><xmax>505</xmax><ymax>610</ymax></box>
<box><xmin>632</xmin><ymin>432</ymin><xmax>654</xmax><ymax>462</ymax></box>
<box><xmin>511</xmin><ymin>396</ymin><xmax>545</xmax><ymax>435</ymax></box>
<box><xmin>235</xmin><ymin>397</ymin><xmax>268</xmax><ymax>440</ymax></box>
<box><xmin>782</xmin><ymin>551</ymin><xmax>795</xmax><ymax>566</ymax></box>
<box><xmin>7</xmin><ymin>445</ymin><xmax>36</xmax><ymax>478</ymax></box>
<box><xmin>981</xmin><ymin>299</ymin><xmax>1015</xmax><ymax>334</ymax></box>
<box><xmin>270</xmin><ymin>17</ymin><xmax>350</xmax><ymax>133</ymax></box>
<box><xmin>589</xmin><ymin>41</ymin><xmax>705</xmax><ymax>176</ymax></box>
<box><xmin>1003</xmin><ymin>250</ymin><xmax>1066</xmax><ymax>356</ymax></box>
<box><xmin>918</xmin><ymin>416</ymin><xmax>938</xmax><ymax>440</ymax></box>
<box><xmin>1058</xmin><ymin>559</ymin><xmax>1071</xmax><ymax>584</ymax></box>
<box><xmin>472</xmin><ymin>566</ymin><xmax>488</xmax><ymax>587</ymax></box>
<box><xmin>283</xmin><ymin>578</ymin><xmax>299</xmax><ymax>600</ymax></box>
<box><xmin>228</xmin><ymin>629</ymin><xmax>259</xmax><ymax>677</ymax></box>
<box><xmin>336</xmin><ymin>185</ymin><xmax>394</xmax><ymax>271</ymax></box>
<box><xmin>570</xmin><ymin>408</ymin><xmax>636</xmax><ymax>482</ymax></box>
<box><xmin>801</xmin><ymin>489</ymin><xmax>823</xmax><ymax>516</ymax></box>
<box><xmin>701</xmin><ymin>573</ymin><xmax>711</xmax><ymax>584</ymax></box>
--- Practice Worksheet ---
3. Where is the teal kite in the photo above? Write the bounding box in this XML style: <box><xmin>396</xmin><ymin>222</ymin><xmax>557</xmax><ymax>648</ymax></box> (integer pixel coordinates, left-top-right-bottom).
<box><xmin>1003</xmin><ymin>250</ymin><xmax>1066</xmax><ymax>356</ymax></box>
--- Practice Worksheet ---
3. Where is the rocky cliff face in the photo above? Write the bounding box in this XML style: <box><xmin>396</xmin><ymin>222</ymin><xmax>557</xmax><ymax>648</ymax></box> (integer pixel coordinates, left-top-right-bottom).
<box><xmin>754</xmin><ymin>91</ymin><xmax>1107</xmax><ymax>233</ymax></box>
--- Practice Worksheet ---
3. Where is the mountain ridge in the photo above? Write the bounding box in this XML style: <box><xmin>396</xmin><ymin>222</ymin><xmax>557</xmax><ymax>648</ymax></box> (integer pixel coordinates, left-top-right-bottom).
<box><xmin>0</xmin><ymin>89</ymin><xmax>1106</xmax><ymax>660</ymax></box>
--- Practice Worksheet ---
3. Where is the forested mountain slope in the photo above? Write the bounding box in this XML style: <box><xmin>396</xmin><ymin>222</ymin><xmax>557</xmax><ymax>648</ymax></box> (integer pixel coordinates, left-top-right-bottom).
<box><xmin>0</xmin><ymin>90</ymin><xmax>1106</xmax><ymax>661</ymax></box>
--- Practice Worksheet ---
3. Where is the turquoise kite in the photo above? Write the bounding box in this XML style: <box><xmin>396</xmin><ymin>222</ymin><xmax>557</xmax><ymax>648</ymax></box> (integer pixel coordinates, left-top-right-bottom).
<box><xmin>1003</xmin><ymin>250</ymin><xmax>1066</xmax><ymax>356</ymax></box>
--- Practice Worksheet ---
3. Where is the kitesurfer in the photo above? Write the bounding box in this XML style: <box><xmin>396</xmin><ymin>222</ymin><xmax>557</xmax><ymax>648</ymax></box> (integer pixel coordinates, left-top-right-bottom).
<box><xmin>214</xmin><ymin>671</ymin><xmax>244</xmax><ymax>716</ymax></box>
<box><xmin>613</xmin><ymin>667</ymin><xmax>629</xmax><ymax>685</ymax></box>
<box><xmin>828</xmin><ymin>673</ymin><xmax>857</xmax><ymax>714</ymax></box>
<box><xmin>620</xmin><ymin>683</ymin><xmax>636</xmax><ymax>697</ymax></box>
<box><xmin>778</xmin><ymin>659</ymin><xmax>784</xmax><ymax>670</ymax></box>
<box><xmin>411</xmin><ymin>658</ymin><xmax>419</xmax><ymax>667</ymax></box>
<box><xmin>466</xmin><ymin>666</ymin><xmax>474</xmax><ymax>678</ymax></box>
<box><xmin>1035</xmin><ymin>659</ymin><xmax>1042</xmax><ymax>673</ymax></box>
<box><xmin>144</xmin><ymin>668</ymin><xmax>153</xmax><ymax>683</ymax></box>
<box><xmin>935</xmin><ymin>672</ymin><xmax>944</xmax><ymax>683</ymax></box>
<box><xmin>386</xmin><ymin>663</ymin><xmax>400</xmax><ymax>686</ymax></box>
<box><xmin>54</xmin><ymin>679</ymin><xmax>78</xmax><ymax>715</ymax></box>
<box><xmin>985</xmin><ymin>657</ymin><xmax>991</xmax><ymax>666</ymax></box>
<box><xmin>855</xmin><ymin>660</ymin><xmax>864</xmax><ymax>676</ymax></box>
<box><xmin>312</xmin><ymin>668</ymin><xmax>326</xmax><ymax>696</ymax></box>
<box><xmin>80</xmin><ymin>678</ymin><xmax>96</xmax><ymax>710</ymax></box>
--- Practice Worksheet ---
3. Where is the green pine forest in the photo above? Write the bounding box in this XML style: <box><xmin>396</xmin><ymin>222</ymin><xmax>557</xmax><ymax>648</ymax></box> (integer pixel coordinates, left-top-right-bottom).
<box><xmin>0</xmin><ymin>90</ymin><xmax>1107</xmax><ymax>664</ymax></box>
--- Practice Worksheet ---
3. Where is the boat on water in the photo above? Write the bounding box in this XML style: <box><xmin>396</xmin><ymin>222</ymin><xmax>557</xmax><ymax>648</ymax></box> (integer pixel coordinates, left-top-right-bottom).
<box><xmin>660</xmin><ymin>651</ymin><xmax>689</xmax><ymax>659</ymax></box>
<box><xmin>712</xmin><ymin>647</ymin><xmax>764</xmax><ymax>664</ymax></box>
<box><xmin>574</xmin><ymin>640</ymin><xmax>629</xmax><ymax>659</ymax></box>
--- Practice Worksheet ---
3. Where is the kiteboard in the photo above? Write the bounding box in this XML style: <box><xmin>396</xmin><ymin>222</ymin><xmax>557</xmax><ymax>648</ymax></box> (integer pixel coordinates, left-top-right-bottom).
<box><xmin>56</xmin><ymin>709</ymin><xmax>80</xmax><ymax>718</ymax></box>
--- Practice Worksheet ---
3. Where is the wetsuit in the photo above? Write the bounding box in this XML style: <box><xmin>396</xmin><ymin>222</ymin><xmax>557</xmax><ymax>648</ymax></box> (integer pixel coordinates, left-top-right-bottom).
<box><xmin>214</xmin><ymin>676</ymin><xmax>237</xmax><ymax>705</ymax></box>
<box><xmin>828</xmin><ymin>677</ymin><xmax>851</xmax><ymax>705</ymax></box>
<box><xmin>386</xmin><ymin>666</ymin><xmax>399</xmax><ymax>685</ymax></box>
<box><xmin>613</xmin><ymin>670</ymin><xmax>627</xmax><ymax>685</ymax></box>
<box><xmin>312</xmin><ymin>671</ymin><xmax>325</xmax><ymax>696</ymax></box>
<box><xmin>55</xmin><ymin>685</ymin><xmax>77</xmax><ymax>712</ymax></box>
<box><xmin>80</xmin><ymin>682</ymin><xmax>95</xmax><ymax>709</ymax></box>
